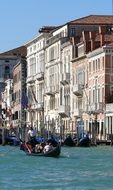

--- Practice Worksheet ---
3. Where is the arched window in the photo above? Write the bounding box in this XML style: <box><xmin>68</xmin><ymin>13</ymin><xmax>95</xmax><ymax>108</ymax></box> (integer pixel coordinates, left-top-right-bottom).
<box><xmin>4</xmin><ymin>65</ymin><xmax>10</xmax><ymax>79</ymax></box>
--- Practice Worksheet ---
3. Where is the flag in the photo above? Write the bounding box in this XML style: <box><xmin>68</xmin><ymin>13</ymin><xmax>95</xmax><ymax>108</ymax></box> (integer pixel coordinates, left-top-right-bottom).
<box><xmin>28</xmin><ymin>87</ymin><xmax>34</xmax><ymax>105</ymax></box>
<box><xmin>30</xmin><ymin>86</ymin><xmax>38</xmax><ymax>103</ymax></box>
<box><xmin>21</xmin><ymin>91</ymin><xmax>28</xmax><ymax>109</ymax></box>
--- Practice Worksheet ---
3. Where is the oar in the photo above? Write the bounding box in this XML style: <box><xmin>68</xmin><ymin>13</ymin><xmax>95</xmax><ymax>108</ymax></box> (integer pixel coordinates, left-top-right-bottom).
<box><xmin>24</xmin><ymin>143</ymin><xmax>32</xmax><ymax>153</ymax></box>
<box><xmin>19</xmin><ymin>138</ymin><xmax>32</xmax><ymax>154</ymax></box>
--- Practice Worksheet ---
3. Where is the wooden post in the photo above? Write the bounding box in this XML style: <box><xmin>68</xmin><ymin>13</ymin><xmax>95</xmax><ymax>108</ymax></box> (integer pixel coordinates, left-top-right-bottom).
<box><xmin>2</xmin><ymin>128</ymin><xmax>6</xmax><ymax>145</ymax></box>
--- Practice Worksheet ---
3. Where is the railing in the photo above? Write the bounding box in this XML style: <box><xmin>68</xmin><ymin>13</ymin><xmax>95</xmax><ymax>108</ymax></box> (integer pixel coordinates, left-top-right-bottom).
<box><xmin>35</xmin><ymin>72</ymin><xmax>44</xmax><ymax>81</ymax></box>
<box><xmin>106</xmin><ymin>103</ymin><xmax>113</xmax><ymax>113</ymax></box>
<box><xmin>73</xmin><ymin>108</ymin><xmax>83</xmax><ymax>117</ymax></box>
<box><xmin>85</xmin><ymin>102</ymin><xmax>104</xmax><ymax>114</ymax></box>
<box><xmin>60</xmin><ymin>73</ymin><xmax>70</xmax><ymax>85</ymax></box>
<box><xmin>26</xmin><ymin>75</ymin><xmax>35</xmax><ymax>83</ymax></box>
<box><xmin>45</xmin><ymin>86</ymin><xmax>55</xmax><ymax>96</ymax></box>
<box><xmin>46</xmin><ymin>33</ymin><xmax>67</xmax><ymax>46</ymax></box>
<box><xmin>58</xmin><ymin>105</ymin><xmax>70</xmax><ymax>117</ymax></box>
<box><xmin>73</xmin><ymin>84</ymin><xmax>83</xmax><ymax>97</ymax></box>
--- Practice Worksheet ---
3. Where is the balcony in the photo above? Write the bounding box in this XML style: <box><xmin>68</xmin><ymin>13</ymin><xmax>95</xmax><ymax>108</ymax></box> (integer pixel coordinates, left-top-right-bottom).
<box><xmin>96</xmin><ymin>102</ymin><xmax>104</xmax><ymax>112</ymax></box>
<box><xmin>36</xmin><ymin>102</ymin><xmax>44</xmax><ymax>111</ymax></box>
<box><xmin>86</xmin><ymin>102</ymin><xmax>104</xmax><ymax>114</ymax></box>
<box><xmin>45</xmin><ymin>86</ymin><xmax>55</xmax><ymax>96</ymax></box>
<box><xmin>35</xmin><ymin>72</ymin><xmax>44</xmax><ymax>81</ymax></box>
<box><xmin>84</xmin><ymin>104</ymin><xmax>90</xmax><ymax>113</ymax></box>
<box><xmin>12</xmin><ymin>119</ymin><xmax>20</xmax><ymax>127</ymax></box>
<box><xmin>60</xmin><ymin>73</ymin><xmax>70</xmax><ymax>85</ymax></box>
<box><xmin>30</xmin><ymin>104</ymin><xmax>36</xmax><ymax>110</ymax></box>
<box><xmin>27</xmin><ymin>75</ymin><xmax>35</xmax><ymax>84</ymax></box>
<box><xmin>46</xmin><ymin>33</ymin><xmax>67</xmax><ymax>46</ymax></box>
<box><xmin>73</xmin><ymin>108</ymin><xmax>83</xmax><ymax>117</ymax></box>
<box><xmin>73</xmin><ymin>84</ymin><xmax>83</xmax><ymax>97</ymax></box>
<box><xmin>58</xmin><ymin>105</ymin><xmax>70</xmax><ymax>118</ymax></box>
<box><xmin>106</xmin><ymin>103</ymin><xmax>113</xmax><ymax>113</ymax></box>
<box><xmin>54</xmin><ymin>85</ymin><xmax>59</xmax><ymax>93</ymax></box>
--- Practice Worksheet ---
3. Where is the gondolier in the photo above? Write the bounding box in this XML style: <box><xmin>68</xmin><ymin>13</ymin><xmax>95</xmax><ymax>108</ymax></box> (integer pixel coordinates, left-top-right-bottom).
<box><xmin>27</xmin><ymin>126</ymin><xmax>36</xmax><ymax>147</ymax></box>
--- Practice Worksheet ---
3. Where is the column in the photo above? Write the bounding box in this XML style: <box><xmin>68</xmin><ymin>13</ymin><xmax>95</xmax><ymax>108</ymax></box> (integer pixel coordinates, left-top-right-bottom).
<box><xmin>106</xmin><ymin>117</ymin><xmax>109</xmax><ymax>135</ymax></box>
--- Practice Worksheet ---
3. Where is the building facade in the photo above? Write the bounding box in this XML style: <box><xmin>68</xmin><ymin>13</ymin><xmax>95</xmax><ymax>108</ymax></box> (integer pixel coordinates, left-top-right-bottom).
<box><xmin>1</xmin><ymin>15</ymin><xmax>113</xmax><ymax>142</ymax></box>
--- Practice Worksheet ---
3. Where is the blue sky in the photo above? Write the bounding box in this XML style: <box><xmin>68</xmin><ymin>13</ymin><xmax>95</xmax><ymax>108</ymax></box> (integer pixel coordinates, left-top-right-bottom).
<box><xmin>0</xmin><ymin>0</ymin><xmax>112</xmax><ymax>52</ymax></box>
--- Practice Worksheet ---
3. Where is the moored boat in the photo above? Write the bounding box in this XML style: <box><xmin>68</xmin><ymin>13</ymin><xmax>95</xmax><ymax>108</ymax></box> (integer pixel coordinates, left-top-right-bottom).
<box><xmin>77</xmin><ymin>136</ymin><xmax>91</xmax><ymax>147</ymax></box>
<box><xmin>6</xmin><ymin>135</ymin><xmax>20</xmax><ymax>146</ymax></box>
<box><xmin>63</xmin><ymin>135</ymin><xmax>76</xmax><ymax>147</ymax></box>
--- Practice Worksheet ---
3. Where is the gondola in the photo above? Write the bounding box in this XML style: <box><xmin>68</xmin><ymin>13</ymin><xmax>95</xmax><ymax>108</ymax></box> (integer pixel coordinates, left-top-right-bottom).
<box><xmin>77</xmin><ymin>136</ymin><xmax>91</xmax><ymax>147</ymax></box>
<box><xmin>20</xmin><ymin>143</ymin><xmax>61</xmax><ymax>157</ymax></box>
<box><xmin>63</xmin><ymin>135</ymin><xmax>76</xmax><ymax>147</ymax></box>
<box><xmin>6</xmin><ymin>135</ymin><xmax>20</xmax><ymax>146</ymax></box>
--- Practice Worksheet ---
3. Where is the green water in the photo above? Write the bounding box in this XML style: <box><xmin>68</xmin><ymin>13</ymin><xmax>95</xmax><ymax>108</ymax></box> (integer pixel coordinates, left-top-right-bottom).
<box><xmin>0</xmin><ymin>145</ymin><xmax>113</xmax><ymax>190</ymax></box>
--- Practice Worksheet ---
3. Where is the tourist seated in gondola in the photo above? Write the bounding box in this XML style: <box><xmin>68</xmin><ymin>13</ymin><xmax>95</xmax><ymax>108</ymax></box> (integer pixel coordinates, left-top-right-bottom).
<box><xmin>43</xmin><ymin>142</ymin><xmax>53</xmax><ymax>153</ymax></box>
<box><xmin>35</xmin><ymin>143</ymin><xmax>44</xmax><ymax>153</ymax></box>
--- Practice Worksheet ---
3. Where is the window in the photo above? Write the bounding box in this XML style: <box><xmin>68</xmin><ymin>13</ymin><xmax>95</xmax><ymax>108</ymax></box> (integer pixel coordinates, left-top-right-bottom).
<box><xmin>39</xmin><ymin>53</ymin><xmax>44</xmax><ymax>72</ymax></box>
<box><xmin>89</xmin><ymin>62</ymin><xmax>91</xmax><ymax>73</ymax></box>
<box><xmin>70</xmin><ymin>28</ymin><xmax>76</xmax><ymax>36</ymax></box>
<box><xmin>89</xmin><ymin>90</ymin><xmax>91</xmax><ymax>104</ymax></box>
<box><xmin>60</xmin><ymin>87</ymin><xmax>62</xmax><ymax>105</ymax></box>
<box><xmin>93</xmin><ymin>60</ymin><xmax>95</xmax><ymax>72</ymax></box>
<box><xmin>93</xmin><ymin>89</ymin><xmax>95</xmax><ymax>103</ymax></box>
<box><xmin>39</xmin><ymin>83</ymin><xmax>44</xmax><ymax>102</ymax></box>
<box><xmin>4</xmin><ymin>65</ymin><xmax>10</xmax><ymax>79</ymax></box>
<box><xmin>98</xmin><ymin>59</ymin><xmax>100</xmax><ymax>70</ymax></box>
<box><xmin>112</xmin><ymin>56</ymin><xmax>113</xmax><ymax>68</ymax></box>
<box><xmin>49</xmin><ymin>67</ymin><xmax>54</xmax><ymax>87</ymax></box>
<box><xmin>49</xmin><ymin>47</ymin><xmax>55</xmax><ymax>61</ymax></box>
<box><xmin>98</xmin><ymin>88</ymin><xmax>100</xmax><ymax>103</ymax></box>
<box><xmin>15</xmin><ymin>111</ymin><xmax>18</xmax><ymax>119</ymax></box>
<box><xmin>102</xmin><ymin>57</ymin><xmax>105</xmax><ymax>69</ymax></box>
<box><xmin>102</xmin><ymin>87</ymin><xmax>104</xmax><ymax>102</ymax></box>
<box><xmin>5</xmin><ymin>60</ymin><xmax>9</xmax><ymax>62</ymax></box>
<box><xmin>111</xmin><ymin>87</ymin><xmax>113</xmax><ymax>96</ymax></box>
<box><xmin>30</xmin><ymin>47</ymin><xmax>32</xmax><ymax>52</ymax></box>
<box><xmin>96</xmin><ymin>60</ymin><xmax>98</xmax><ymax>71</ymax></box>
<box><xmin>50</xmin><ymin>96</ymin><xmax>55</xmax><ymax>110</ymax></box>
<box><xmin>29</xmin><ymin>57</ymin><xmax>36</xmax><ymax>75</ymax></box>
<box><xmin>33</xmin><ymin>45</ymin><xmax>36</xmax><ymax>51</ymax></box>
<box><xmin>78</xmin><ymin>71</ymin><xmax>85</xmax><ymax>85</ymax></box>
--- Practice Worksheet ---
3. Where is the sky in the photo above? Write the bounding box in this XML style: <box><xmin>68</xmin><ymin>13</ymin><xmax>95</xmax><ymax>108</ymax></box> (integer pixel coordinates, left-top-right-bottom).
<box><xmin>0</xmin><ymin>0</ymin><xmax>112</xmax><ymax>52</ymax></box>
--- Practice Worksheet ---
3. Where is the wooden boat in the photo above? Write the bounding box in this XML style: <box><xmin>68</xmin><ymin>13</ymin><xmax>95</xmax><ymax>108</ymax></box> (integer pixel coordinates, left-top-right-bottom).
<box><xmin>6</xmin><ymin>135</ymin><xmax>20</xmax><ymax>146</ymax></box>
<box><xmin>77</xmin><ymin>136</ymin><xmax>91</xmax><ymax>147</ymax></box>
<box><xmin>20</xmin><ymin>143</ymin><xmax>61</xmax><ymax>157</ymax></box>
<box><xmin>63</xmin><ymin>135</ymin><xmax>76</xmax><ymax>147</ymax></box>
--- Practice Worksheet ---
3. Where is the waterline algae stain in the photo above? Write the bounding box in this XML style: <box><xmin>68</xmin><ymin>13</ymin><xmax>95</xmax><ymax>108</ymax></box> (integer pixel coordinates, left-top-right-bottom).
<box><xmin>0</xmin><ymin>146</ymin><xmax>113</xmax><ymax>189</ymax></box>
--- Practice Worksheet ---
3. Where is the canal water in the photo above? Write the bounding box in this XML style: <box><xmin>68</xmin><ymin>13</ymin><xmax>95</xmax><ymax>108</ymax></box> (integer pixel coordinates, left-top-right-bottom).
<box><xmin>0</xmin><ymin>145</ymin><xmax>113</xmax><ymax>190</ymax></box>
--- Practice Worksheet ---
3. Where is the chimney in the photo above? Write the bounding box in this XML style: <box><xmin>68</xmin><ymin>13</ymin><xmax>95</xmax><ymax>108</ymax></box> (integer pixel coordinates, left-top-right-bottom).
<box><xmin>82</xmin><ymin>31</ymin><xmax>89</xmax><ymax>42</ymax></box>
<box><xmin>71</xmin><ymin>37</ymin><xmax>80</xmax><ymax>58</ymax></box>
<box><xmin>89</xmin><ymin>31</ymin><xmax>96</xmax><ymax>51</ymax></box>
<box><xmin>71</xmin><ymin>36</ymin><xmax>80</xmax><ymax>45</ymax></box>
<box><xmin>82</xmin><ymin>31</ymin><xmax>90</xmax><ymax>53</ymax></box>
<box><xmin>99</xmin><ymin>26</ymin><xmax>106</xmax><ymax>47</ymax></box>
